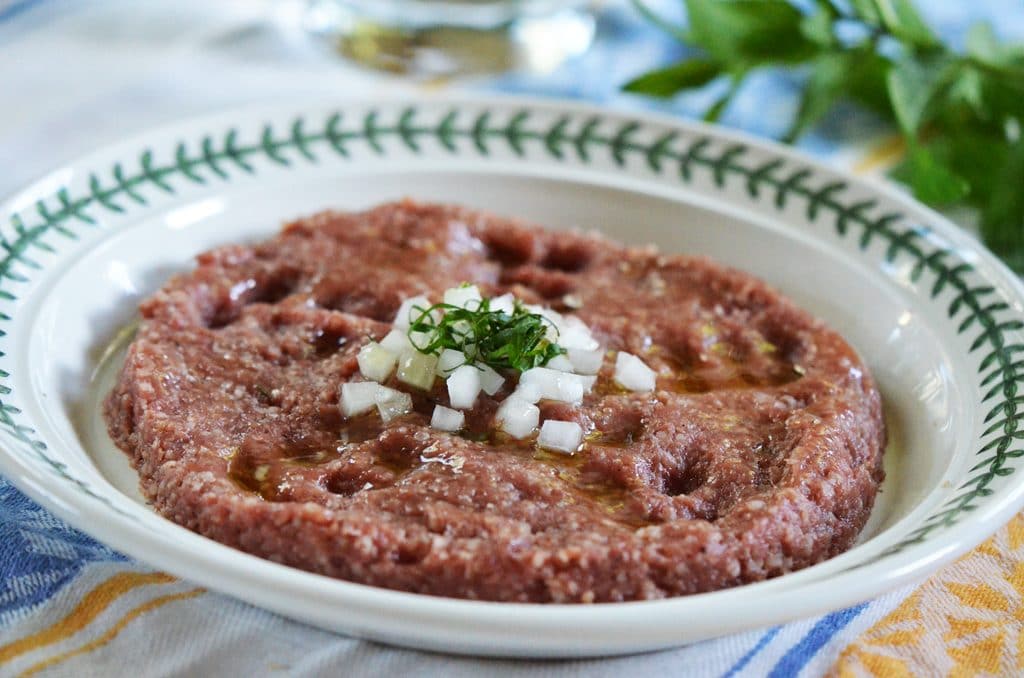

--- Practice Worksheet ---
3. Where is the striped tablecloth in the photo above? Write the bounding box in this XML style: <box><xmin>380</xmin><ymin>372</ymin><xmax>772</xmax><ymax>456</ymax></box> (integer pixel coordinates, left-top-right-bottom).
<box><xmin>1</xmin><ymin>1</ymin><xmax>1023</xmax><ymax>675</ymax></box>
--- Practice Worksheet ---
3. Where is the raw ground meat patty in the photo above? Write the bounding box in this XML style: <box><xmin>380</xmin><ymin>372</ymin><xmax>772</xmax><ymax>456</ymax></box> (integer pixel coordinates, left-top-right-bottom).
<box><xmin>105</xmin><ymin>199</ymin><xmax>885</xmax><ymax>603</ymax></box>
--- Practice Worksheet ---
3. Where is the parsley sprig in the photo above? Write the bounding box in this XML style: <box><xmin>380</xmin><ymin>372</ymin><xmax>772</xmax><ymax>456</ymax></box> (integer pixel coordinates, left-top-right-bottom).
<box><xmin>407</xmin><ymin>299</ymin><xmax>566</xmax><ymax>372</ymax></box>
<box><xmin>625</xmin><ymin>0</ymin><xmax>1024</xmax><ymax>272</ymax></box>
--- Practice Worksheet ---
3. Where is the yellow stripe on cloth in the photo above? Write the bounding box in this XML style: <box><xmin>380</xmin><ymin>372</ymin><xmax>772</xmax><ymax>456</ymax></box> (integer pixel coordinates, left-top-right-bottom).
<box><xmin>0</xmin><ymin>571</ymin><xmax>176</xmax><ymax>664</ymax></box>
<box><xmin>831</xmin><ymin>514</ymin><xmax>1024</xmax><ymax>676</ymax></box>
<box><xmin>17</xmin><ymin>588</ymin><xmax>205</xmax><ymax>678</ymax></box>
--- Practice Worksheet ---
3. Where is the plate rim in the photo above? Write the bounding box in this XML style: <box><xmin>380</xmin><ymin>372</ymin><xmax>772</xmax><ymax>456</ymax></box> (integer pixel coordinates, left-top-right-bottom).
<box><xmin>2</xmin><ymin>93</ymin><xmax>1023</xmax><ymax>655</ymax></box>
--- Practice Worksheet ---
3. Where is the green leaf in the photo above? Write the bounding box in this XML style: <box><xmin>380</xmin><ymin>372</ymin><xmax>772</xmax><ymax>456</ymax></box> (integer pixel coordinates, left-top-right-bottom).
<box><xmin>799</xmin><ymin>1</ymin><xmax>838</xmax><ymax>48</ymax></box>
<box><xmin>978</xmin><ymin>65</ymin><xmax>1024</xmax><ymax>120</ymax></box>
<box><xmin>870</xmin><ymin>0</ymin><xmax>939</xmax><ymax>48</ymax></box>
<box><xmin>844</xmin><ymin>49</ymin><xmax>893</xmax><ymax>115</ymax></box>
<box><xmin>683</xmin><ymin>0</ymin><xmax>817</xmax><ymax>65</ymax></box>
<box><xmin>848</xmin><ymin>0</ymin><xmax>882</xmax><ymax>24</ymax></box>
<box><xmin>622</xmin><ymin>0</ymin><xmax>1024</xmax><ymax>273</ymax></box>
<box><xmin>981</xmin><ymin>140</ymin><xmax>1024</xmax><ymax>270</ymax></box>
<box><xmin>947</xmin><ymin>67</ymin><xmax>985</xmax><ymax>117</ymax></box>
<box><xmin>409</xmin><ymin>299</ymin><xmax>567</xmax><ymax>372</ymax></box>
<box><xmin>966</xmin><ymin>22</ymin><xmax>1004</xmax><ymax>68</ymax></box>
<box><xmin>783</xmin><ymin>52</ymin><xmax>849</xmax><ymax>142</ymax></box>
<box><xmin>912</xmin><ymin>128</ymin><xmax>1007</xmax><ymax>209</ymax></box>
<box><xmin>703</xmin><ymin>74</ymin><xmax>746</xmax><ymax>122</ymax></box>
<box><xmin>886</xmin><ymin>55</ymin><xmax>956</xmax><ymax>134</ymax></box>
<box><xmin>622</xmin><ymin>59</ymin><xmax>722</xmax><ymax>98</ymax></box>
<box><xmin>891</xmin><ymin>145</ymin><xmax>969</xmax><ymax>205</ymax></box>
<box><xmin>966</xmin><ymin>22</ymin><xmax>1024</xmax><ymax>92</ymax></box>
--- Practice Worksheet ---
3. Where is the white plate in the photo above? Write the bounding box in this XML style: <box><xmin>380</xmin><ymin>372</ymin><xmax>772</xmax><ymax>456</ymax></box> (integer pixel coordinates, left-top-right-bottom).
<box><xmin>1</xmin><ymin>96</ymin><xmax>1023</xmax><ymax>658</ymax></box>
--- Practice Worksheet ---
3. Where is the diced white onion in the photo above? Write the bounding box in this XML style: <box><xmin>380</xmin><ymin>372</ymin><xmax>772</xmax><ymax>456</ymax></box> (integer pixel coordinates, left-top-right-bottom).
<box><xmin>522</xmin><ymin>303</ymin><xmax>547</xmax><ymax>318</ymax></box>
<box><xmin>375</xmin><ymin>386</ymin><xmax>413</xmax><ymax>422</ymax></box>
<box><xmin>558</xmin><ymin>316</ymin><xmax>600</xmax><ymax>350</ymax></box>
<box><xmin>519</xmin><ymin>367</ymin><xmax>561</xmax><ymax>400</ymax></box>
<box><xmin>340</xmin><ymin>381</ymin><xmax>381</xmax><ymax>417</ymax></box>
<box><xmin>567</xmin><ymin>347</ymin><xmax>604</xmax><ymax>375</ymax></box>
<box><xmin>430</xmin><ymin>405</ymin><xmax>465</xmax><ymax>432</ymax></box>
<box><xmin>447</xmin><ymin>364</ymin><xmax>482</xmax><ymax>409</ymax></box>
<box><xmin>520</xmin><ymin>367</ymin><xmax>586</xmax><ymax>404</ymax></box>
<box><xmin>538</xmin><ymin>420</ymin><xmax>584</xmax><ymax>454</ymax></box>
<box><xmin>357</xmin><ymin>342</ymin><xmax>397</xmax><ymax>382</ymax></box>
<box><xmin>443</xmin><ymin>285</ymin><xmax>482</xmax><ymax>310</ymax></box>
<box><xmin>557</xmin><ymin>375</ymin><xmax>585</xmax><ymax>403</ymax></box>
<box><xmin>496</xmin><ymin>396</ymin><xmax>539</xmax><ymax>439</ymax></box>
<box><xmin>436</xmin><ymin>348</ymin><xmax>466</xmax><ymax>377</ymax></box>
<box><xmin>614</xmin><ymin>352</ymin><xmax>657</xmax><ymax>392</ymax></box>
<box><xmin>408</xmin><ymin>329</ymin><xmax>435</xmax><ymax>352</ymax></box>
<box><xmin>490</xmin><ymin>293</ymin><xmax>516</xmax><ymax>315</ymax></box>
<box><xmin>512</xmin><ymin>382</ymin><xmax>542</xmax><ymax>404</ymax></box>
<box><xmin>394</xmin><ymin>295</ymin><xmax>432</xmax><ymax>330</ymax></box>
<box><xmin>380</xmin><ymin>328</ymin><xmax>412</xmax><ymax>355</ymax></box>
<box><xmin>522</xmin><ymin>306</ymin><xmax>598</xmax><ymax>351</ymax></box>
<box><xmin>478</xmin><ymin>364</ymin><xmax>505</xmax><ymax>395</ymax></box>
<box><xmin>546</xmin><ymin>354</ymin><xmax>574</xmax><ymax>372</ymax></box>
<box><xmin>397</xmin><ymin>350</ymin><xmax>438</xmax><ymax>391</ymax></box>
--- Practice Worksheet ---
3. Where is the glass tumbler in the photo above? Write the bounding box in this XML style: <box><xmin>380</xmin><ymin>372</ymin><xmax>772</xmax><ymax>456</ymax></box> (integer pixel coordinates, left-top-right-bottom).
<box><xmin>304</xmin><ymin>0</ymin><xmax>598</xmax><ymax>77</ymax></box>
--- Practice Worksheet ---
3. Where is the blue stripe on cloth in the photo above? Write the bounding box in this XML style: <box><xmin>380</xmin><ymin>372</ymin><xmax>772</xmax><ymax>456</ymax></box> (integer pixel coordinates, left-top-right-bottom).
<box><xmin>0</xmin><ymin>478</ymin><xmax>125</xmax><ymax>626</ymax></box>
<box><xmin>765</xmin><ymin>603</ymin><xmax>869</xmax><ymax>678</ymax></box>
<box><xmin>722</xmin><ymin>626</ymin><xmax>780</xmax><ymax>678</ymax></box>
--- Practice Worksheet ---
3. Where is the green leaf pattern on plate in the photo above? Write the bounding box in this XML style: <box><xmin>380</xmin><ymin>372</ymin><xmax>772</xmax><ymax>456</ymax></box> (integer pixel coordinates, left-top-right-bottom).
<box><xmin>0</xmin><ymin>106</ymin><xmax>1019</xmax><ymax>557</ymax></box>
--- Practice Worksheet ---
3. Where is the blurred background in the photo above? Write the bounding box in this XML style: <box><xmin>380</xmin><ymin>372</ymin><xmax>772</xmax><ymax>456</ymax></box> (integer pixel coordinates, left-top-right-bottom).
<box><xmin>1</xmin><ymin>0</ymin><xmax>1023</xmax><ymax>260</ymax></box>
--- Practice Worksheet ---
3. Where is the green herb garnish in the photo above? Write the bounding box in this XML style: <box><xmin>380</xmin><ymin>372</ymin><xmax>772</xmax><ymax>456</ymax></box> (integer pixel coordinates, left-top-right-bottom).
<box><xmin>624</xmin><ymin>0</ymin><xmax>1024</xmax><ymax>272</ymax></box>
<box><xmin>406</xmin><ymin>298</ymin><xmax>566</xmax><ymax>372</ymax></box>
